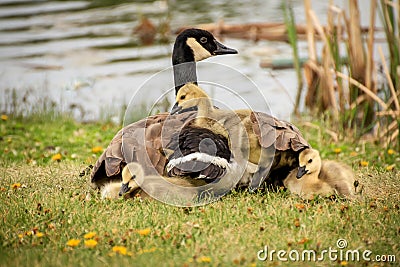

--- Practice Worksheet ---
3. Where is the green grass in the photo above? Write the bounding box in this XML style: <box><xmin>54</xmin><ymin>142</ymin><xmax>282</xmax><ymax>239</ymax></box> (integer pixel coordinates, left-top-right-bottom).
<box><xmin>0</xmin><ymin>114</ymin><xmax>399</xmax><ymax>267</ymax></box>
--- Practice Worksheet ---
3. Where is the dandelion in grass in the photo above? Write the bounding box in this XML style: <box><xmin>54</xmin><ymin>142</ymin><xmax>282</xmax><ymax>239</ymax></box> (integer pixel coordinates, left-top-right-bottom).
<box><xmin>1</xmin><ymin>114</ymin><xmax>8</xmax><ymax>121</ymax></box>
<box><xmin>51</xmin><ymin>153</ymin><xmax>62</xmax><ymax>161</ymax></box>
<box><xmin>138</xmin><ymin>247</ymin><xmax>157</xmax><ymax>255</ymax></box>
<box><xmin>36</xmin><ymin>232</ymin><xmax>44</xmax><ymax>238</ymax></box>
<box><xmin>66</xmin><ymin>239</ymin><xmax>81</xmax><ymax>247</ymax></box>
<box><xmin>112</xmin><ymin>246</ymin><xmax>128</xmax><ymax>255</ymax></box>
<box><xmin>136</xmin><ymin>228</ymin><xmax>151</xmax><ymax>236</ymax></box>
<box><xmin>340</xmin><ymin>260</ymin><xmax>348</xmax><ymax>266</ymax></box>
<box><xmin>92</xmin><ymin>146</ymin><xmax>103</xmax><ymax>153</ymax></box>
<box><xmin>386</xmin><ymin>164</ymin><xmax>395</xmax><ymax>171</ymax></box>
<box><xmin>387</xmin><ymin>149</ymin><xmax>395</xmax><ymax>155</ymax></box>
<box><xmin>84</xmin><ymin>232</ymin><xmax>96</xmax><ymax>239</ymax></box>
<box><xmin>360</xmin><ymin>161</ymin><xmax>369</xmax><ymax>167</ymax></box>
<box><xmin>333</xmin><ymin>148</ymin><xmax>342</xmax><ymax>154</ymax></box>
<box><xmin>197</xmin><ymin>256</ymin><xmax>212</xmax><ymax>263</ymax></box>
<box><xmin>11</xmin><ymin>183</ymin><xmax>22</xmax><ymax>189</ymax></box>
<box><xmin>84</xmin><ymin>239</ymin><xmax>98</xmax><ymax>248</ymax></box>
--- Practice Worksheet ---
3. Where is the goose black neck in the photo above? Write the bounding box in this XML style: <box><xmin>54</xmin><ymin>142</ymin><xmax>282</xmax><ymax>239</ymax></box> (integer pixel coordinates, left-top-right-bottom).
<box><xmin>172</xmin><ymin>41</ymin><xmax>198</xmax><ymax>94</ymax></box>
<box><xmin>173</xmin><ymin>62</ymin><xmax>197</xmax><ymax>94</ymax></box>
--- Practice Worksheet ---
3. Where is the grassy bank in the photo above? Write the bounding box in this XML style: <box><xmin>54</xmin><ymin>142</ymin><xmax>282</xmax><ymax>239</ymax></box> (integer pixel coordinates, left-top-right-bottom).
<box><xmin>0</xmin><ymin>114</ymin><xmax>399</xmax><ymax>266</ymax></box>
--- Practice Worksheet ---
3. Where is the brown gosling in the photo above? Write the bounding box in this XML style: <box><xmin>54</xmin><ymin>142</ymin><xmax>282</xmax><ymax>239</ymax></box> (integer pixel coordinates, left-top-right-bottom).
<box><xmin>283</xmin><ymin>148</ymin><xmax>360</xmax><ymax>200</ymax></box>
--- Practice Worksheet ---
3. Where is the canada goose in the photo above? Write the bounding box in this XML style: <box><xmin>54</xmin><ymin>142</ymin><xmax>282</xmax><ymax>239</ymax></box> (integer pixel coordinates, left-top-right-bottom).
<box><xmin>168</xmin><ymin>83</ymin><xmax>310</xmax><ymax>190</ymax></box>
<box><xmin>90</xmin><ymin>28</ymin><xmax>237</xmax><ymax>189</ymax></box>
<box><xmin>283</xmin><ymin>148</ymin><xmax>360</xmax><ymax>199</ymax></box>
<box><xmin>102</xmin><ymin>162</ymin><xmax>241</xmax><ymax>206</ymax></box>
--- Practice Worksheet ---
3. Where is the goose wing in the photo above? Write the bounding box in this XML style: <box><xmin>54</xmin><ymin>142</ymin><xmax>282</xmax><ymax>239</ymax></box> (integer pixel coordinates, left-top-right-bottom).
<box><xmin>250</xmin><ymin>111</ymin><xmax>309</xmax><ymax>152</ymax></box>
<box><xmin>90</xmin><ymin>111</ymin><xmax>197</xmax><ymax>188</ymax></box>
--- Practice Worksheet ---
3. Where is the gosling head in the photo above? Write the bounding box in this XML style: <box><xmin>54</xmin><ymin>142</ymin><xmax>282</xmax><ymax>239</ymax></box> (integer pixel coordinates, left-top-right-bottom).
<box><xmin>296</xmin><ymin>148</ymin><xmax>322</xmax><ymax>179</ymax></box>
<box><xmin>173</xmin><ymin>28</ymin><xmax>238</xmax><ymax>64</ymax></box>
<box><xmin>171</xmin><ymin>83</ymin><xmax>211</xmax><ymax>114</ymax></box>
<box><xmin>119</xmin><ymin>162</ymin><xmax>145</xmax><ymax>196</ymax></box>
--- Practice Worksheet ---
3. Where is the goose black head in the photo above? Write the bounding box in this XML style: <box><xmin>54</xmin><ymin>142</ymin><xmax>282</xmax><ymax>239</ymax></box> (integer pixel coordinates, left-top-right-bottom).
<box><xmin>172</xmin><ymin>28</ymin><xmax>238</xmax><ymax>65</ymax></box>
<box><xmin>172</xmin><ymin>28</ymin><xmax>237</xmax><ymax>94</ymax></box>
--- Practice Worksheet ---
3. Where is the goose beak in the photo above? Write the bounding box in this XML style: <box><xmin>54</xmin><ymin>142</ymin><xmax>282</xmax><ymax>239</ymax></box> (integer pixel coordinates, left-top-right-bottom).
<box><xmin>296</xmin><ymin>166</ymin><xmax>308</xmax><ymax>179</ymax></box>
<box><xmin>119</xmin><ymin>183</ymin><xmax>130</xmax><ymax>196</ymax></box>
<box><xmin>213</xmin><ymin>40</ymin><xmax>238</xmax><ymax>55</ymax></box>
<box><xmin>171</xmin><ymin>102</ymin><xmax>182</xmax><ymax>114</ymax></box>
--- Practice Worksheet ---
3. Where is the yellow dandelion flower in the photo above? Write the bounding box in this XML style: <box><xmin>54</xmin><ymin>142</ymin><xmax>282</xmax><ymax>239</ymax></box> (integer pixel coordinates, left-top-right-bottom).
<box><xmin>51</xmin><ymin>153</ymin><xmax>62</xmax><ymax>161</ymax></box>
<box><xmin>136</xmin><ymin>228</ymin><xmax>151</xmax><ymax>236</ymax></box>
<box><xmin>112</xmin><ymin>246</ymin><xmax>127</xmax><ymax>255</ymax></box>
<box><xmin>11</xmin><ymin>183</ymin><xmax>21</xmax><ymax>189</ymax></box>
<box><xmin>333</xmin><ymin>148</ymin><xmax>342</xmax><ymax>154</ymax></box>
<box><xmin>66</xmin><ymin>239</ymin><xmax>81</xmax><ymax>247</ymax></box>
<box><xmin>387</xmin><ymin>149</ymin><xmax>395</xmax><ymax>155</ymax></box>
<box><xmin>350</xmin><ymin>151</ymin><xmax>358</xmax><ymax>157</ymax></box>
<box><xmin>197</xmin><ymin>256</ymin><xmax>212</xmax><ymax>263</ymax></box>
<box><xmin>138</xmin><ymin>247</ymin><xmax>157</xmax><ymax>255</ymax></box>
<box><xmin>386</xmin><ymin>164</ymin><xmax>395</xmax><ymax>171</ymax></box>
<box><xmin>1</xmin><ymin>114</ymin><xmax>8</xmax><ymax>121</ymax></box>
<box><xmin>360</xmin><ymin>161</ymin><xmax>369</xmax><ymax>167</ymax></box>
<box><xmin>84</xmin><ymin>239</ymin><xmax>98</xmax><ymax>248</ymax></box>
<box><xmin>249</xmin><ymin>263</ymin><xmax>257</xmax><ymax>267</ymax></box>
<box><xmin>36</xmin><ymin>232</ymin><xmax>44</xmax><ymax>237</ymax></box>
<box><xmin>18</xmin><ymin>234</ymin><xmax>24</xmax><ymax>239</ymax></box>
<box><xmin>340</xmin><ymin>260</ymin><xmax>348</xmax><ymax>266</ymax></box>
<box><xmin>84</xmin><ymin>232</ymin><xmax>96</xmax><ymax>239</ymax></box>
<box><xmin>91</xmin><ymin>146</ymin><xmax>103</xmax><ymax>153</ymax></box>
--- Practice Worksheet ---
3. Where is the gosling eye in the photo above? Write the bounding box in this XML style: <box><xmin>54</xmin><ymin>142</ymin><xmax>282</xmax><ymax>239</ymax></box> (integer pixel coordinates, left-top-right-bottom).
<box><xmin>308</xmin><ymin>159</ymin><xmax>313</xmax><ymax>163</ymax></box>
<box><xmin>180</xmin><ymin>95</ymin><xmax>186</xmax><ymax>100</ymax></box>
<box><xmin>132</xmin><ymin>175</ymin><xmax>136</xmax><ymax>179</ymax></box>
<box><xmin>200</xmin><ymin>37</ymin><xmax>207</xmax><ymax>44</ymax></box>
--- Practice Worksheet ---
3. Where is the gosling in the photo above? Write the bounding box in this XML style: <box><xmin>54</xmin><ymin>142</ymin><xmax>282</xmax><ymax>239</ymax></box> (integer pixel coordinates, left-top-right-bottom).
<box><xmin>283</xmin><ymin>148</ymin><xmax>360</xmax><ymax>199</ymax></box>
<box><xmin>101</xmin><ymin>162</ymin><xmax>210</xmax><ymax>204</ymax></box>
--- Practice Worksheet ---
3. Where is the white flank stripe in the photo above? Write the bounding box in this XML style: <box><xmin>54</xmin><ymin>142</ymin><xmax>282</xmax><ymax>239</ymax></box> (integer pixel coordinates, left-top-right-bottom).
<box><xmin>166</xmin><ymin>152</ymin><xmax>229</xmax><ymax>172</ymax></box>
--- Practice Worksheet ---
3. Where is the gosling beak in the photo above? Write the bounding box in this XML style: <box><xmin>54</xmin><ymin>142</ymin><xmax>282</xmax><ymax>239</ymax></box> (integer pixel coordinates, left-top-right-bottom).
<box><xmin>213</xmin><ymin>40</ymin><xmax>238</xmax><ymax>55</ymax></box>
<box><xmin>296</xmin><ymin>166</ymin><xmax>308</xmax><ymax>179</ymax></box>
<box><xmin>171</xmin><ymin>102</ymin><xmax>182</xmax><ymax>115</ymax></box>
<box><xmin>119</xmin><ymin>183</ymin><xmax>130</xmax><ymax>196</ymax></box>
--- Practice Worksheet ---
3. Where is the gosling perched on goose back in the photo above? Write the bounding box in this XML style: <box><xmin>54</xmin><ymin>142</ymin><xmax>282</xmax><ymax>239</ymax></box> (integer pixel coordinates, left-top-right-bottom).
<box><xmin>167</xmin><ymin>83</ymin><xmax>251</xmax><ymax>183</ymax></box>
<box><xmin>283</xmin><ymin>148</ymin><xmax>360</xmax><ymax>199</ymax></box>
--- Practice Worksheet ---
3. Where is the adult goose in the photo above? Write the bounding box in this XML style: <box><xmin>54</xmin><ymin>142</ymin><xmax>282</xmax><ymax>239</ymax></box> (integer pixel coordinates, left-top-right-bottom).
<box><xmin>90</xmin><ymin>29</ymin><xmax>237</xmax><ymax>189</ymax></box>
<box><xmin>167</xmin><ymin>83</ymin><xmax>310</xmax><ymax>190</ymax></box>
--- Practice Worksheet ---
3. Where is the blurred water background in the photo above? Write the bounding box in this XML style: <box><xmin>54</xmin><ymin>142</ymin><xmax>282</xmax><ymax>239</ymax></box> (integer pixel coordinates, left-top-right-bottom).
<box><xmin>0</xmin><ymin>0</ymin><xmax>376</xmax><ymax>122</ymax></box>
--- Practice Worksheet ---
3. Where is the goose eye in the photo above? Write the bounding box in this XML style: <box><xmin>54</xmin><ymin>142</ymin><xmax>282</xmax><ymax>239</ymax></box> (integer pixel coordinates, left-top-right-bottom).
<box><xmin>180</xmin><ymin>95</ymin><xmax>186</xmax><ymax>100</ymax></box>
<box><xmin>132</xmin><ymin>175</ymin><xmax>136</xmax><ymax>179</ymax></box>
<box><xmin>308</xmin><ymin>159</ymin><xmax>312</xmax><ymax>163</ymax></box>
<box><xmin>200</xmin><ymin>37</ymin><xmax>207</xmax><ymax>44</ymax></box>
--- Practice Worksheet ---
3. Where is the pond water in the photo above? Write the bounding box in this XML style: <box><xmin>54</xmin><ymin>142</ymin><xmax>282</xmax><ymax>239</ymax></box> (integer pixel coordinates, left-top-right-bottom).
<box><xmin>0</xmin><ymin>0</ymin><xmax>371</xmax><ymax>122</ymax></box>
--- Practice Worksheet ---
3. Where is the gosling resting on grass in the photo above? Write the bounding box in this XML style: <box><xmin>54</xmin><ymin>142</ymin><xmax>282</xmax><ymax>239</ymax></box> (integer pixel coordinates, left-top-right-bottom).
<box><xmin>283</xmin><ymin>148</ymin><xmax>360</xmax><ymax>199</ymax></box>
<box><xmin>101</xmin><ymin>162</ymin><xmax>209</xmax><ymax>202</ymax></box>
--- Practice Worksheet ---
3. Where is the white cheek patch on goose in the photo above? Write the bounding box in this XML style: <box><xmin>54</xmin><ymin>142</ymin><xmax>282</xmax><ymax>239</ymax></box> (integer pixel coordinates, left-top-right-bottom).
<box><xmin>186</xmin><ymin>37</ymin><xmax>212</xmax><ymax>61</ymax></box>
<box><xmin>166</xmin><ymin>152</ymin><xmax>229</xmax><ymax>172</ymax></box>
